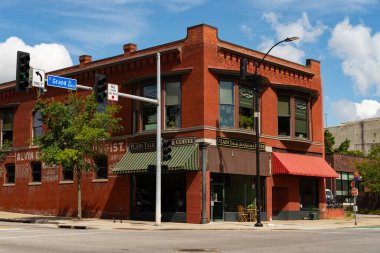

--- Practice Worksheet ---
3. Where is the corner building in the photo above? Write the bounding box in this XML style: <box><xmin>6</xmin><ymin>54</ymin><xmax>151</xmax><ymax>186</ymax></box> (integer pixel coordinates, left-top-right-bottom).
<box><xmin>0</xmin><ymin>24</ymin><xmax>337</xmax><ymax>223</ymax></box>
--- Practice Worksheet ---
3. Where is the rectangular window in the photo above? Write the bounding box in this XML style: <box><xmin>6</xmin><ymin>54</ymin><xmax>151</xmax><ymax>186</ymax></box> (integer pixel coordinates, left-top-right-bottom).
<box><xmin>1</xmin><ymin>111</ymin><xmax>13</xmax><ymax>148</ymax></box>
<box><xmin>165</xmin><ymin>82</ymin><xmax>181</xmax><ymax>128</ymax></box>
<box><xmin>5</xmin><ymin>163</ymin><xmax>15</xmax><ymax>184</ymax></box>
<box><xmin>95</xmin><ymin>155</ymin><xmax>108</xmax><ymax>179</ymax></box>
<box><xmin>31</xmin><ymin>161</ymin><xmax>42</xmax><ymax>182</ymax></box>
<box><xmin>239</xmin><ymin>86</ymin><xmax>254</xmax><ymax>130</ymax></box>
<box><xmin>32</xmin><ymin>110</ymin><xmax>43</xmax><ymax>144</ymax></box>
<box><xmin>219</xmin><ymin>81</ymin><xmax>234</xmax><ymax>128</ymax></box>
<box><xmin>295</xmin><ymin>98</ymin><xmax>308</xmax><ymax>138</ymax></box>
<box><xmin>278</xmin><ymin>96</ymin><xmax>290</xmax><ymax>136</ymax></box>
<box><xmin>142</xmin><ymin>85</ymin><xmax>157</xmax><ymax>131</ymax></box>
<box><xmin>62</xmin><ymin>167</ymin><xmax>73</xmax><ymax>181</ymax></box>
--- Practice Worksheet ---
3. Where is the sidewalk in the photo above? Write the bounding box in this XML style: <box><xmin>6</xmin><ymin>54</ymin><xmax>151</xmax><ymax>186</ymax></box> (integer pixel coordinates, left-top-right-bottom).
<box><xmin>0</xmin><ymin>211</ymin><xmax>379</xmax><ymax>231</ymax></box>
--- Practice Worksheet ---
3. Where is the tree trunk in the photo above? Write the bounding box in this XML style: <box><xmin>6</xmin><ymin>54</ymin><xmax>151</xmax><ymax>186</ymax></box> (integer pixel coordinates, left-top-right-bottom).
<box><xmin>77</xmin><ymin>168</ymin><xmax>82</xmax><ymax>220</ymax></box>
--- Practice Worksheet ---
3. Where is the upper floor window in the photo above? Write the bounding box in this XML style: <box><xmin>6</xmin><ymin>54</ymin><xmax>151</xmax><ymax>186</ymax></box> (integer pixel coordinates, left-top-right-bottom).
<box><xmin>295</xmin><ymin>98</ymin><xmax>308</xmax><ymax>138</ymax></box>
<box><xmin>142</xmin><ymin>85</ymin><xmax>157</xmax><ymax>131</ymax></box>
<box><xmin>32</xmin><ymin>110</ymin><xmax>43</xmax><ymax>144</ymax></box>
<box><xmin>1</xmin><ymin>111</ymin><xmax>13</xmax><ymax>148</ymax></box>
<box><xmin>5</xmin><ymin>163</ymin><xmax>15</xmax><ymax>184</ymax></box>
<box><xmin>278</xmin><ymin>96</ymin><xmax>291</xmax><ymax>136</ymax></box>
<box><xmin>219</xmin><ymin>81</ymin><xmax>234</xmax><ymax>128</ymax></box>
<box><xmin>165</xmin><ymin>82</ymin><xmax>181</xmax><ymax>128</ymax></box>
<box><xmin>239</xmin><ymin>86</ymin><xmax>254</xmax><ymax>130</ymax></box>
<box><xmin>94</xmin><ymin>155</ymin><xmax>108</xmax><ymax>179</ymax></box>
<box><xmin>277</xmin><ymin>95</ymin><xmax>309</xmax><ymax>139</ymax></box>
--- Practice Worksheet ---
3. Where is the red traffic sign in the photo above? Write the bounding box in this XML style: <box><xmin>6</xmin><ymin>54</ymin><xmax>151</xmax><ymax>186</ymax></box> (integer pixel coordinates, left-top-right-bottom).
<box><xmin>351</xmin><ymin>187</ymin><xmax>359</xmax><ymax>196</ymax></box>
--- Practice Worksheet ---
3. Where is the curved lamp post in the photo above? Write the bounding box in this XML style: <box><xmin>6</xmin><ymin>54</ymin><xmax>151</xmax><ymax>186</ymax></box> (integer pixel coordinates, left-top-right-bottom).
<box><xmin>240</xmin><ymin>37</ymin><xmax>299</xmax><ymax>227</ymax></box>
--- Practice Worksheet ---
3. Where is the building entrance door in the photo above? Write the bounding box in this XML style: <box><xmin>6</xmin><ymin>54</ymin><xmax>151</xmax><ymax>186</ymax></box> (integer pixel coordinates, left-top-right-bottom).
<box><xmin>211</xmin><ymin>183</ymin><xmax>224</xmax><ymax>221</ymax></box>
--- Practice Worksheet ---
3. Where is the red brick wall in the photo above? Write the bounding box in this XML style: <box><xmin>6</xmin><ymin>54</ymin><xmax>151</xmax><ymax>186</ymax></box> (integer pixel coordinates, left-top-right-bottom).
<box><xmin>185</xmin><ymin>170</ymin><xmax>210</xmax><ymax>224</ymax></box>
<box><xmin>273</xmin><ymin>176</ymin><xmax>300</xmax><ymax>211</ymax></box>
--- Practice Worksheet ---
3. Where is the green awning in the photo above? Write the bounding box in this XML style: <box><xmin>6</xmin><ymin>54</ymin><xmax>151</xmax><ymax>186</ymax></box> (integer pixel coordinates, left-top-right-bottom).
<box><xmin>112</xmin><ymin>144</ymin><xmax>199</xmax><ymax>174</ymax></box>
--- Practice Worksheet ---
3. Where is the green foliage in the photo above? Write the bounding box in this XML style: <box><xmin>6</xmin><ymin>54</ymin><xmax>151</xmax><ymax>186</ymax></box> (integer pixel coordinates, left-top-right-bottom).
<box><xmin>34</xmin><ymin>92</ymin><xmax>122</xmax><ymax>218</ymax></box>
<box><xmin>334</xmin><ymin>138</ymin><xmax>364</xmax><ymax>156</ymax></box>
<box><xmin>247</xmin><ymin>203</ymin><xmax>256</xmax><ymax>209</ymax></box>
<box><xmin>35</xmin><ymin>92</ymin><xmax>121</xmax><ymax>169</ymax></box>
<box><xmin>335</xmin><ymin>139</ymin><xmax>350</xmax><ymax>154</ymax></box>
<box><xmin>324</xmin><ymin>130</ymin><xmax>335</xmax><ymax>154</ymax></box>
<box><xmin>357</xmin><ymin>144</ymin><xmax>380</xmax><ymax>193</ymax></box>
<box><xmin>0</xmin><ymin>139</ymin><xmax>12</xmax><ymax>162</ymax></box>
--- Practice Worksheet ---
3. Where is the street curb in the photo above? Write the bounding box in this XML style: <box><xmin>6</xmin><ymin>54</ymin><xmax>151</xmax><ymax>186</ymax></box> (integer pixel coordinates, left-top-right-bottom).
<box><xmin>0</xmin><ymin>218</ymin><xmax>59</xmax><ymax>224</ymax></box>
<box><xmin>58</xmin><ymin>224</ymin><xmax>88</xmax><ymax>229</ymax></box>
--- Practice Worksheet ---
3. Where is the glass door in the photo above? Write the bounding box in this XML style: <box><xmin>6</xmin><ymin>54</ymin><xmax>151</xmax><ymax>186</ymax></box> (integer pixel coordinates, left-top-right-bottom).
<box><xmin>211</xmin><ymin>183</ymin><xmax>224</xmax><ymax>221</ymax></box>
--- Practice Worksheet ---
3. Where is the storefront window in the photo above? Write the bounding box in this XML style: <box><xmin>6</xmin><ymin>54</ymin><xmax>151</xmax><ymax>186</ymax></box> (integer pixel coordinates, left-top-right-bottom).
<box><xmin>219</xmin><ymin>81</ymin><xmax>234</xmax><ymax>128</ymax></box>
<box><xmin>165</xmin><ymin>82</ymin><xmax>181</xmax><ymax>128</ymax></box>
<box><xmin>94</xmin><ymin>155</ymin><xmax>108</xmax><ymax>179</ymax></box>
<box><xmin>142</xmin><ymin>85</ymin><xmax>157</xmax><ymax>131</ymax></box>
<box><xmin>300</xmin><ymin>178</ymin><xmax>318</xmax><ymax>209</ymax></box>
<box><xmin>62</xmin><ymin>167</ymin><xmax>73</xmax><ymax>181</ymax></box>
<box><xmin>239</xmin><ymin>86</ymin><xmax>254</xmax><ymax>130</ymax></box>
<box><xmin>5</xmin><ymin>163</ymin><xmax>15</xmax><ymax>184</ymax></box>
<box><xmin>31</xmin><ymin>162</ymin><xmax>41</xmax><ymax>182</ymax></box>
<box><xmin>132</xmin><ymin>174</ymin><xmax>186</xmax><ymax>213</ymax></box>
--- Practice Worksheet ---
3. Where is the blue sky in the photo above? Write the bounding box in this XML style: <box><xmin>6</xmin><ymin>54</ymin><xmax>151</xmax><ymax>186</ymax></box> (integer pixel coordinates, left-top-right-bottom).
<box><xmin>1</xmin><ymin>0</ymin><xmax>380</xmax><ymax>127</ymax></box>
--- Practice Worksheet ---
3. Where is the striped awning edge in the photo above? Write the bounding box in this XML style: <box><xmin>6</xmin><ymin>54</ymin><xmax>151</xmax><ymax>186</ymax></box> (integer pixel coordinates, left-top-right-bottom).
<box><xmin>112</xmin><ymin>144</ymin><xmax>199</xmax><ymax>174</ymax></box>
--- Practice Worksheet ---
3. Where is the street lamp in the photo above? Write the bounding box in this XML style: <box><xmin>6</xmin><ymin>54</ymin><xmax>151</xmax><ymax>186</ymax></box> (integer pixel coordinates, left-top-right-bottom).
<box><xmin>241</xmin><ymin>37</ymin><xmax>299</xmax><ymax>227</ymax></box>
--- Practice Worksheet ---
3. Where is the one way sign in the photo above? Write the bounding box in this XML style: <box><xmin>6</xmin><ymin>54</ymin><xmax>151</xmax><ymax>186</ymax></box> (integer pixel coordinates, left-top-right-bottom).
<box><xmin>32</xmin><ymin>68</ymin><xmax>45</xmax><ymax>88</ymax></box>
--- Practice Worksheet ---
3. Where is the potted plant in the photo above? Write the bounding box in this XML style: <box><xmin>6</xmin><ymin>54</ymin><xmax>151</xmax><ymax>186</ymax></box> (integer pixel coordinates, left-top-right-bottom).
<box><xmin>240</xmin><ymin>115</ymin><xmax>254</xmax><ymax>130</ymax></box>
<box><xmin>247</xmin><ymin>203</ymin><xmax>256</xmax><ymax>210</ymax></box>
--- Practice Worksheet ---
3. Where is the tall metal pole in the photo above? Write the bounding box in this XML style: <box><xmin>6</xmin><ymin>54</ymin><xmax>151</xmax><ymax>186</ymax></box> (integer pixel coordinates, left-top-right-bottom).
<box><xmin>155</xmin><ymin>53</ymin><xmax>161</xmax><ymax>225</ymax></box>
<box><xmin>200</xmin><ymin>143</ymin><xmax>208</xmax><ymax>224</ymax></box>
<box><xmin>253</xmin><ymin>63</ymin><xmax>263</xmax><ymax>227</ymax></box>
<box><xmin>253</xmin><ymin>37</ymin><xmax>299</xmax><ymax>227</ymax></box>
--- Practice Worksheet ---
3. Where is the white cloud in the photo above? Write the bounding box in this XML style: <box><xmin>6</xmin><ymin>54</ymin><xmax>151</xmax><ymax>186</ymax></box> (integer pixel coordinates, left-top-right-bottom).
<box><xmin>255</xmin><ymin>12</ymin><xmax>324</xmax><ymax>63</ymax></box>
<box><xmin>160</xmin><ymin>0</ymin><xmax>206</xmax><ymax>12</ymax></box>
<box><xmin>258</xmin><ymin>38</ymin><xmax>305</xmax><ymax>64</ymax></box>
<box><xmin>0</xmin><ymin>37</ymin><xmax>73</xmax><ymax>83</ymax></box>
<box><xmin>332</xmin><ymin>99</ymin><xmax>380</xmax><ymax>123</ymax></box>
<box><xmin>240</xmin><ymin>24</ymin><xmax>254</xmax><ymax>41</ymax></box>
<box><xmin>245</xmin><ymin>0</ymin><xmax>378</xmax><ymax>13</ymax></box>
<box><xmin>263</xmin><ymin>12</ymin><xmax>327</xmax><ymax>43</ymax></box>
<box><xmin>328</xmin><ymin>18</ymin><xmax>380</xmax><ymax>95</ymax></box>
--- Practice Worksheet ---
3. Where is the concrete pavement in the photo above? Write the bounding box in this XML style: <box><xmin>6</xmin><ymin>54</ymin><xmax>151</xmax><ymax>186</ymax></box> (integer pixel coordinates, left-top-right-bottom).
<box><xmin>0</xmin><ymin>211</ymin><xmax>379</xmax><ymax>231</ymax></box>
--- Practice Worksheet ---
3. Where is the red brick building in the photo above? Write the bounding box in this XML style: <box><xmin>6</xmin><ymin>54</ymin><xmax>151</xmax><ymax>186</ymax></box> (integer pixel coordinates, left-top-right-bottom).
<box><xmin>0</xmin><ymin>24</ymin><xmax>337</xmax><ymax>223</ymax></box>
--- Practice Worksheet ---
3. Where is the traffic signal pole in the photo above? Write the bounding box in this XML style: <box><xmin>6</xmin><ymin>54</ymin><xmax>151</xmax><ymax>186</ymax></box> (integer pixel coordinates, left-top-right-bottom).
<box><xmin>155</xmin><ymin>53</ymin><xmax>162</xmax><ymax>225</ymax></box>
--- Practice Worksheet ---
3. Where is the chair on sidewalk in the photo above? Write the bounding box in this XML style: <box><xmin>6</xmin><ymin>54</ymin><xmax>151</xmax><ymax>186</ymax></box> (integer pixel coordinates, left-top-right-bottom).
<box><xmin>237</xmin><ymin>205</ymin><xmax>248</xmax><ymax>222</ymax></box>
<box><xmin>246</xmin><ymin>208</ymin><xmax>257</xmax><ymax>222</ymax></box>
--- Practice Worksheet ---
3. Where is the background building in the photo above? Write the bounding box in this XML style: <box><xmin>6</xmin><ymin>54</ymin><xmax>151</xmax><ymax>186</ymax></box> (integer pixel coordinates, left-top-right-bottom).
<box><xmin>0</xmin><ymin>24</ymin><xmax>336</xmax><ymax>223</ymax></box>
<box><xmin>327</xmin><ymin>117</ymin><xmax>380</xmax><ymax>155</ymax></box>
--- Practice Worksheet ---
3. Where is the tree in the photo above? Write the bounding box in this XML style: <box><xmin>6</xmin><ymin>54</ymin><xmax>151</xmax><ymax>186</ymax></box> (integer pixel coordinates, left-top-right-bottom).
<box><xmin>324</xmin><ymin>129</ymin><xmax>335</xmax><ymax>154</ymax></box>
<box><xmin>34</xmin><ymin>92</ymin><xmax>122</xmax><ymax>219</ymax></box>
<box><xmin>357</xmin><ymin>144</ymin><xmax>380</xmax><ymax>193</ymax></box>
<box><xmin>334</xmin><ymin>139</ymin><xmax>364</xmax><ymax>156</ymax></box>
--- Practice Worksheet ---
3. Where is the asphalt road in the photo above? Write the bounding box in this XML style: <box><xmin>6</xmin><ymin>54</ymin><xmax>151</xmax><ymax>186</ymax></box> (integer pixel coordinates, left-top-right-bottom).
<box><xmin>0</xmin><ymin>222</ymin><xmax>379</xmax><ymax>253</ymax></box>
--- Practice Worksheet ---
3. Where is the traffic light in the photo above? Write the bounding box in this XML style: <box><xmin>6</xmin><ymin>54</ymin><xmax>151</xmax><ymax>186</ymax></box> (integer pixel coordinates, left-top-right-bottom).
<box><xmin>16</xmin><ymin>51</ymin><xmax>30</xmax><ymax>92</ymax></box>
<box><xmin>162</xmin><ymin>139</ymin><xmax>172</xmax><ymax>161</ymax></box>
<box><xmin>240</xmin><ymin>58</ymin><xmax>247</xmax><ymax>80</ymax></box>
<box><xmin>94</xmin><ymin>74</ymin><xmax>107</xmax><ymax>103</ymax></box>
